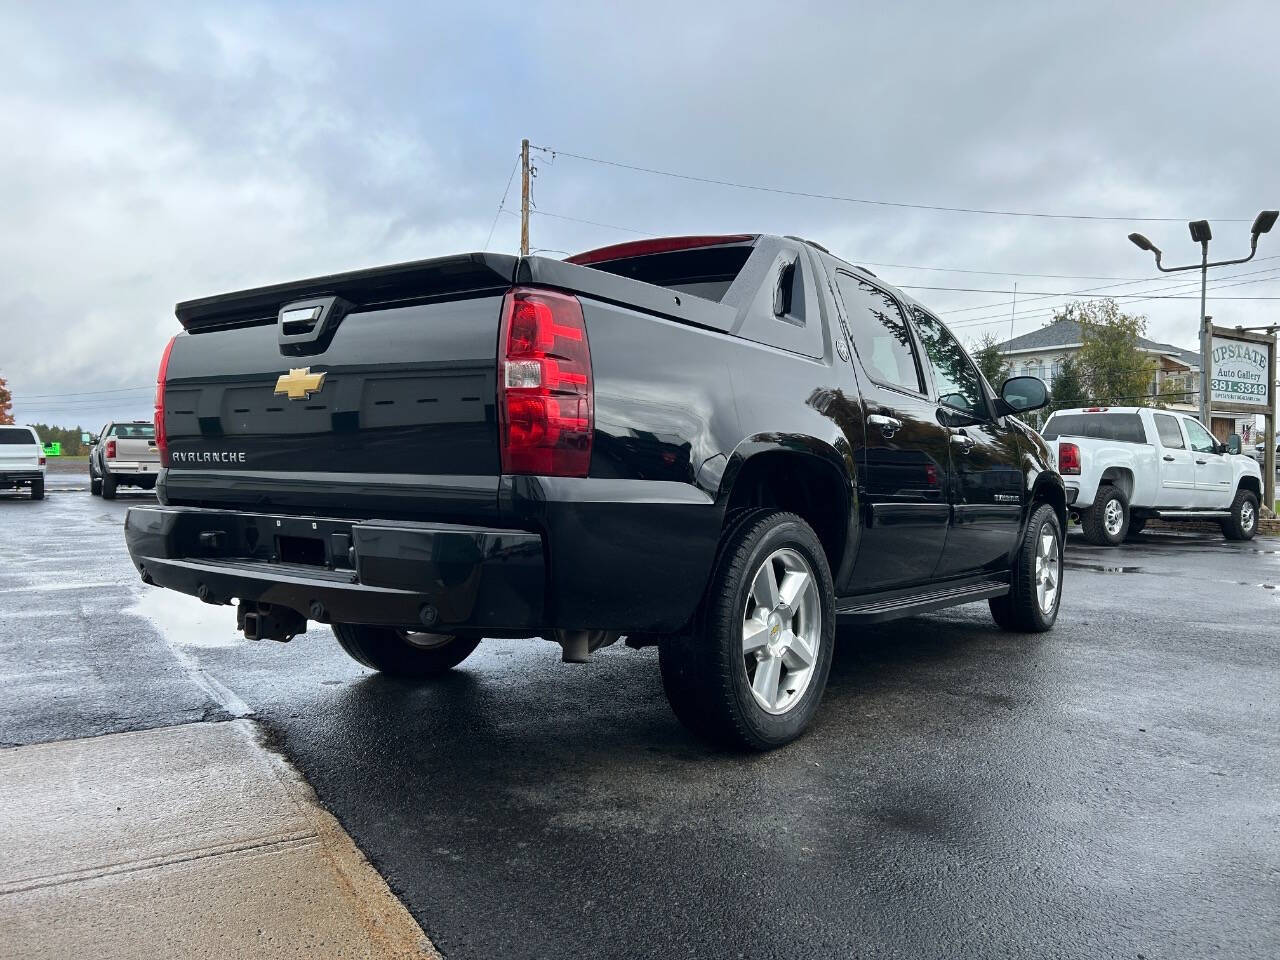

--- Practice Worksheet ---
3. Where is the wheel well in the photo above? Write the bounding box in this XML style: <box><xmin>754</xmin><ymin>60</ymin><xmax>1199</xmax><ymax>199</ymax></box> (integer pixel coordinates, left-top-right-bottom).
<box><xmin>1033</xmin><ymin>479</ymin><xmax>1067</xmax><ymax>531</ymax></box>
<box><xmin>1099</xmin><ymin>466</ymin><xmax>1134</xmax><ymax>501</ymax></box>
<box><xmin>725</xmin><ymin>452</ymin><xmax>848</xmax><ymax>574</ymax></box>
<box><xmin>1238</xmin><ymin>475</ymin><xmax>1262</xmax><ymax>500</ymax></box>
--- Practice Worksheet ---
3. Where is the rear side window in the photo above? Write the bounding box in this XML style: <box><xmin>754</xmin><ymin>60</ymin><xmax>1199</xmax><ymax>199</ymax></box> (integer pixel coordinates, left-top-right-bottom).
<box><xmin>1153</xmin><ymin>414</ymin><xmax>1185</xmax><ymax>449</ymax></box>
<box><xmin>1042</xmin><ymin>413</ymin><xmax>1148</xmax><ymax>443</ymax></box>
<box><xmin>0</xmin><ymin>427</ymin><xmax>36</xmax><ymax>444</ymax></box>
<box><xmin>834</xmin><ymin>273</ymin><xmax>924</xmax><ymax>393</ymax></box>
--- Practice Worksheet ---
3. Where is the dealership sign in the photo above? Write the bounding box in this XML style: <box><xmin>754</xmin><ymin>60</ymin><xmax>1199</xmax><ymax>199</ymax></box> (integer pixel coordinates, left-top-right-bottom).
<box><xmin>1210</xmin><ymin>335</ymin><xmax>1271</xmax><ymax>407</ymax></box>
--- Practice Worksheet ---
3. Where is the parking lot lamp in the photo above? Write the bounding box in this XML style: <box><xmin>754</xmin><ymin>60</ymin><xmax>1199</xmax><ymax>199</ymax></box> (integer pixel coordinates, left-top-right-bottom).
<box><xmin>1128</xmin><ymin>211</ymin><xmax>1278</xmax><ymax>424</ymax></box>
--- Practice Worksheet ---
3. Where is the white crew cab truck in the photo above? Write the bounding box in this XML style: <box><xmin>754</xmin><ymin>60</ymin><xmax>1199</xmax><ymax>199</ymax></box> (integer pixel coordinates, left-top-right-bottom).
<box><xmin>0</xmin><ymin>425</ymin><xmax>46</xmax><ymax>500</ymax></box>
<box><xmin>1041</xmin><ymin>407</ymin><xmax>1263</xmax><ymax>545</ymax></box>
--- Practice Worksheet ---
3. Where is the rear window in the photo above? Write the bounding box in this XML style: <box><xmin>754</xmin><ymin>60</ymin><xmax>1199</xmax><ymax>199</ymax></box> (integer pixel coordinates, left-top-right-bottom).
<box><xmin>1153</xmin><ymin>414</ymin><xmax>1185</xmax><ymax>449</ymax></box>
<box><xmin>575</xmin><ymin>245</ymin><xmax>752</xmax><ymax>303</ymax></box>
<box><xmin>1042</xmin><ymin>413</ymin><xmax>1148</xmax><ymax>444</ymax></box>
<box><xmin>109</xmin><ymin>423</ymin><xmax>156</xmax><ymax>439</ymax></box>
<box><xmin>0</xmin><ymin>427</ymin><xmax>36</xmax><ymax>444</ymax></box>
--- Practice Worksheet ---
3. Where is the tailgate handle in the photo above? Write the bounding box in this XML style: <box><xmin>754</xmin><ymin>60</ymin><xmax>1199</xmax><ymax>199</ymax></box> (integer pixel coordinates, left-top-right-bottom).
<box><xmin>278</xmin><ymin>295</ymin><xmax>352</xmax><ymax>357</ymax></box>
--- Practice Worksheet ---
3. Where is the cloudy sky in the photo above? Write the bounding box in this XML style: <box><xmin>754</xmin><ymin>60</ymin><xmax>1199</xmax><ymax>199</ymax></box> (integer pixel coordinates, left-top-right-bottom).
<box><xmin>3</xmin><ymin>0</ymin><xmax>1279</xmax><ymax>426</ymax></box>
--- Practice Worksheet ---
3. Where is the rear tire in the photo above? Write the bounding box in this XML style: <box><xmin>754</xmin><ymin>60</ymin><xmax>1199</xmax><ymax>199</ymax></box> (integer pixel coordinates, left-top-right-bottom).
<box><xmin>1221</xmin><ymin>488</ymin><xmax>1259</xmax><ymax>541</ymax></box>
<box><xmin>1080</xmin><ymin>484</ymin><xmax>1127</xmax><ymax>546</ymax></box>
<box><xmin>659</xmin><ymin>510</ymin><xmax>835</xmax><ymax>751</ymax></box>
<box><xmin>30</xmin><ymin>479</ymin><xmax>44</xmax><ymax>501</ymax></box>
<box><xmin>90</xmin><ymin>472</ymin><xmax>102</xmax><ymax>496</ymax></box>
<box><xmin>101</xmin><ymin>472</ymin><xmax>117</xmax><ymax>500</ymax></box>
<box><xmin>332</xmin><ymin>623</ymin><xmax>481</xmax><ymax>678</ymax></box>
<box><xmin>990</xmin><ymin>503</ymin><xmax>1063</xmax><ymax>632</ymax></box>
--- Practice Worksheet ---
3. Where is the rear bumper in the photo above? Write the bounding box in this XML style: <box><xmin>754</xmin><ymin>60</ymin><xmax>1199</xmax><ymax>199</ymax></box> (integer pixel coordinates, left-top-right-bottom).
<box><xmin>125</xmin><ymin>506</ymin><xmax>545</xmax><ymax>630</ymax></box>
<box><xmin>0</xmin><ymin>471</ymin><xmax>43</xmax><ymax>486</ymax></box>
<box><xmin>107</xmin><ymin>461</ymin><xmax>160</xmax><ymax>476</ymax></box>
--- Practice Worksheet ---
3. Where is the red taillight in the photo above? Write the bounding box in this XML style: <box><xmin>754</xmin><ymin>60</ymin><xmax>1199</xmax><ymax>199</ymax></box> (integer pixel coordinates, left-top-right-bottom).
<box><xmin>498</xmin><ymin>287</ymin><xmax>593</xmax><ymax>477</ymax></box>
<box><xmin>564</xmin><ymin>234</ymin><xmax>754</xmax><ymax>266</ymax></box>
<box><xmin>1058</xmin><ymin>441</ymin><xmax>1081</xmax><ymax>475</ymax></box>
<box><xmin>105</xmin><ymin>439</ymin><xmax>117</xmax><ymax>460</ymax></box>
<box><xmin>38</xmin><ymin>455</ymin><xmax>46</xmax><ymax>467</ymax></box>
<box><xmin>155</xmin><ymin>335</ymin><xmax>177</xmax><ymax>467</ymax></box>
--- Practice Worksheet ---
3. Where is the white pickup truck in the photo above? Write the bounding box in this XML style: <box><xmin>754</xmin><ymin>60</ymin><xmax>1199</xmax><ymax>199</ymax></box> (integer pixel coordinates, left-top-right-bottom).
<box><xmin>85</xmin><ymin>420</ymin><xmax>160</xmax><ymax>499</ymax></box>
<box><xmin>1041</xmin><ymin>406</ymin><xmax>1264</xmax><ymax>545</ymax></box>
<box><xmin>0</xmin><ymin>425</ymin><xmax>45</xmax><ymax>500</ymax></box>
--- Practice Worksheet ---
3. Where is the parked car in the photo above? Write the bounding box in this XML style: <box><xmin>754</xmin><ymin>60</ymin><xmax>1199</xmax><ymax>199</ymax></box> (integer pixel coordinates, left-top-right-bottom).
<box><xmin>0</xmin><ymin>425</ymin><xmax>46</xmax><ymax>500</ymax></box>
<box><xmin>85</xmin><ymin>421</ymin><xmax>160</xmax><ymax>498</ymax></box>
<box><xmin>1251</xmin><ymin>440</ymin><xmax>1280</xmax><ymax>470</ymax></box>
<box><xmin>1042</xmin><ymin>407</ymin><xmax>1263</xmax><ymax>544</ymax></box>
<box><xmin>125</xmin><ymin>234</ymin><xmax>1064</xmax><ymax>749</ymax></box>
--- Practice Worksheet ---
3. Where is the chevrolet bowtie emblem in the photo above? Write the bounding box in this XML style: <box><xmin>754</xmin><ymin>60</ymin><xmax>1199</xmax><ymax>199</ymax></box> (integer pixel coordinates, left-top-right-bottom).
<box><xmin>274</xmin><ymin>367</ymin><xmax>326</xmax><ymax>400</ymax></box>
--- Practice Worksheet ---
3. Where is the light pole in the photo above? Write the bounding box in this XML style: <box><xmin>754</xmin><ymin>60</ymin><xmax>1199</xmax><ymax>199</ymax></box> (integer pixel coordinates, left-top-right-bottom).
<box><xmin>1129</xmin><ymin>210</ymin><xmax>1278</xmax><ymax>425</ymax></box>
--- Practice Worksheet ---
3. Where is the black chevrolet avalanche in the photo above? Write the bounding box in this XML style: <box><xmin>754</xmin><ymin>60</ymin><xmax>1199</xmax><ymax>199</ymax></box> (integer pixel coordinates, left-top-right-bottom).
<box><xmin>126</xmin><ymin>234</ymin><xmax>1065</xmax><ymax>750</ymax></box>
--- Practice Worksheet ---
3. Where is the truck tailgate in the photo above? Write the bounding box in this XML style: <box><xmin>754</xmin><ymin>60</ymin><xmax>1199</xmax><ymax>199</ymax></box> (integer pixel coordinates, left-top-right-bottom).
<box><xmin>112</xmin><ymin>437</ymin><xmax>159</xmax><ymax>463</ymax></box>
<box><xmin>161</xmin><ymin>253</ymin><xmax>517</xmax><ymax>520</ymax></box>
<box><xmin>0</xmin><ymin>429</ymin><xmax>40</xmax><ymax>472</ymax></box>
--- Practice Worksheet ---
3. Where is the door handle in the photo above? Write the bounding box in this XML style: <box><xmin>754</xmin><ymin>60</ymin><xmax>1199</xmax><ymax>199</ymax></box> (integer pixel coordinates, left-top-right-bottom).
<box><xmin>867</xmin><ymin>414</ymin><xmax>902</xmax><ymax>438</ymax></box>
<box><xmin>1196</xmin><ymin>459</ymin><xmax>1207</xmax><ymax>465</ymax></box>
<box><xmin>1163</xmin><ymin>455</ymin><xmax>1175</xmax><ymax>461</ymax></box>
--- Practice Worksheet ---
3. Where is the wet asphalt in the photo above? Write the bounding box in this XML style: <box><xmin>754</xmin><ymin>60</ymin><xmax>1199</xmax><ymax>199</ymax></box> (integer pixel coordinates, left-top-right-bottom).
<box><xmin>2</xmin><ymin>484</ymin><xmax>1278</xmax><ymax>959</ymax></box>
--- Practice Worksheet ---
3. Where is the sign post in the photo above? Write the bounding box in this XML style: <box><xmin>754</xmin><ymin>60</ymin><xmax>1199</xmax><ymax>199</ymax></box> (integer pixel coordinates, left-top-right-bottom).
<box><xmin>1208</xmin><ymin>325</ymin><xmax>1276</xmax><ymax>512</ymax></box>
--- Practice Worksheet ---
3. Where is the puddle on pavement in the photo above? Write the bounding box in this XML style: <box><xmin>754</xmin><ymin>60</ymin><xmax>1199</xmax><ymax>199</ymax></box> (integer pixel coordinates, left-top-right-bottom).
<box><xmin>1064</xmin><ymin>562</ymin><xmax>1144</xmax><ymax>574</ymax></box>
<box><xmin>126</xmin><ymin>588</ymin><xmax>243</xmax><ymax>648</ymax></box>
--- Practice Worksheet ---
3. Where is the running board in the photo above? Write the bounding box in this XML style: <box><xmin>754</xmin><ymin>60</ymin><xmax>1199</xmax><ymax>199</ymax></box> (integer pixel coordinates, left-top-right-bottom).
<box><xmin>1154</xmin><ymin>510</ymin><xmax>1230</xmax><ymax>519</ymax></box>
<box><xmin>836</xmin><ymin>579</ymin><xmax>1010</xmax><ymax>624</ymax></box>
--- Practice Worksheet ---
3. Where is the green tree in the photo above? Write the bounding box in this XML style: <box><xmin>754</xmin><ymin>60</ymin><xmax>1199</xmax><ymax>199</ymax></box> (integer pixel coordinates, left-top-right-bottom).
<box><xmin>28</xmin><ymin>423</ymin><xmax>90</xmax><ymax>456</ymax></box>
<box><xmin>1058</xmin><ymin>300</ymin><xmax>1156</xmax><ymax>405</ymax></box>
<box><xmin>971</xmin><ymin>332</ymin><xmax>1011</xmax><ymax>388</ymax></box>
<box><xmin>1048</xmin><ymin>354</ymin><xmax>1086</xmax><ymax>412</ymax></box>
<box><xmin>0</xmin><ymin>374</ymin><xmax>13</xmax><ymax>425</ymax></box>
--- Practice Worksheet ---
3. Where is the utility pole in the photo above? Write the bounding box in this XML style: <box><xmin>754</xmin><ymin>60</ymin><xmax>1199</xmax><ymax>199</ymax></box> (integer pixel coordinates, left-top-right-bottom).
<box><xmin>1009</xmin><ymin>282</ymin><xmax>1017</xmax><ymax>343</ymax></box>
<box><xmin>519</xmin><ymin>138</ymin><xmax>531</xmax><ymax>257</ymax></box>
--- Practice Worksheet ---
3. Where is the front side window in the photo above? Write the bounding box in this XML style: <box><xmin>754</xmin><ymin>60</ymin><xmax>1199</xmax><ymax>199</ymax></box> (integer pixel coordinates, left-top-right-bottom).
<box><xmin>1183</xmin><ymin>418</ymin><xmax>1217</xmax><ymax>454</ymax></box>
<box><xmin>1153</xmin><ymin>414</ymin><xmax>1185</xmax><ymax>450</ymax></box>
<box><xmin>910</xmin><ymin>307</ymin><xmax>986</xmax><ymax>418</ymax></box>
<box><xmin>834</xmin><ymin>273</ymin><xmax>923</xmax><ymax>394</ymax></box>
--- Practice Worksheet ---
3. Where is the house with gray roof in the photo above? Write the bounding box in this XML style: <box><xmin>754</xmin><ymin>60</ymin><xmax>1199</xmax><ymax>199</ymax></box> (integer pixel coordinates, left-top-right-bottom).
<box><xmin>995</xmin><ymin>317</ymin><xmax>1201</xmax><ymax>412</ymax></box>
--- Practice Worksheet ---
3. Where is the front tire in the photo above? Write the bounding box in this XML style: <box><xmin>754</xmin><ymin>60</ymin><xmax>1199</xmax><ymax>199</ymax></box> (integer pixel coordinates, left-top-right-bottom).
<box><xmin>101</xmin><ymin>472</ymin><xmax>117</xmax><ymax>500</ymax></box>
<box><xmin>1222</xmin><ymin>488</ymin><xmax>1259</xmax><ymax>541</ymax></box>
<box><xmin>659</xmin><ymin>510</ymin><xmax>835</xmax><ymax>751</ymax></box>
<box><xmin>990</xmin><ymin>502</ymin><xmax>1063</xmax><ymax>632</ymax></box>
<box><xmin>332</xmin><ymin>623</ymin><xmax>481</xmax><ymax>678</ymax></box>
<box><xmin>1080</xmin><ymin>484</ymin><xmax>1127</xmax><ymax>546</ymax></box>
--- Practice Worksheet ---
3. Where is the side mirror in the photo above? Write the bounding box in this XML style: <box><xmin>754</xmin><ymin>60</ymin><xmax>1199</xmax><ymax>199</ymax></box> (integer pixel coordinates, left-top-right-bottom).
<box><xmin>1227</xmin><ymin>434</ymin><xmax>1242</xmax><ymax>455</ymax></box>
<box><xmin>999</xmin><ymin>376</ymin><xmax>1049</xmax><ymax>414</ymax></box>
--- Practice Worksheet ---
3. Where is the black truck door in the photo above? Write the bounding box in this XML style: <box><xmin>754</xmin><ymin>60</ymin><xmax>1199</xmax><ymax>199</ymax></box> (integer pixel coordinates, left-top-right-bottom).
<box><xmin>908</xmin><ymin>306</ymin><xmax>1024</xmax><ymax>578</ymax></box>
<box><xmin>831</xmin><ymin>271</ymin><xmax>951</xmax><ymax>592</ymax></box>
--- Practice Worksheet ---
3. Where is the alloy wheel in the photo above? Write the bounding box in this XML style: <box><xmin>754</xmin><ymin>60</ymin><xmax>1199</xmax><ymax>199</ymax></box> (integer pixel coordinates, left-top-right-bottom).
<box><xmin>1103</xmin><ymin>498</ymin><xmax>1124</xmax><ymax>537</ymax></box>
<box><xmin>741</xmin><ymin>547</ymin><xmax>822</xmax><ymax>715</ymax></box>
<box><xmin>1034</xmin><ymin>524</ymin><xmax>1061</xmax><ymax>616</ymax></box>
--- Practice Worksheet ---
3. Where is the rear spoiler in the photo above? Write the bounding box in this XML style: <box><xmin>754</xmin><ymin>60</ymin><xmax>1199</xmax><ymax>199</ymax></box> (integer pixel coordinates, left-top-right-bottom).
<box><xmin>175</xmin><ymin>252</ymin><xmax>519</xmax><ymax>332</ymax></box>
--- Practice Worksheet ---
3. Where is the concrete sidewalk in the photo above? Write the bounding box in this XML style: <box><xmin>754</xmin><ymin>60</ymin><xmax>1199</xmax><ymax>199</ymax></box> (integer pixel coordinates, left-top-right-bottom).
<box><xmin>0</xmin><ymin>721</ymin><xmax>436</xmax><ymax>959</ymax></box>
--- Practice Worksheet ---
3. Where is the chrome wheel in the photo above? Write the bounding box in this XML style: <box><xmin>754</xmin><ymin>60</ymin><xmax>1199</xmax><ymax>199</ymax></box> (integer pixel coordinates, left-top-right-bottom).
<box><xmin>397</xmin><ymin>631</ymin><xmax>455</xmax><ymax>650</ymax></box>
<box><xmin>741</xmin><ymin>547</ymin><xmax>821</xmax><ymax>715</ymax></box>
<box><xmin>1102</xmin><ymin>498</ymin><xmax>1124</xmax><ymax>537</ymax></box>
<box><xmin>1034</xmin><ymin>525</ymin><xmax>1061</xmax><ymax>616</ymax></box>
<box><xmin>1241</xmin><ymin>499</ymin><xmax>1256</xmax><ymax>533</ymax></box>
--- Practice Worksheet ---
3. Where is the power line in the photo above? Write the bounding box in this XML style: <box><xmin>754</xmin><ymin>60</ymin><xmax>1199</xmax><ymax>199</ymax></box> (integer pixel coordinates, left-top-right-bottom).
<box><xmin>532</xmin><ymin>144</ymin><xmax>1255</xmax><ymax>223</ymax></box>
<box><xmin>16</xmin><ymin>385</ymin><xmax>153</xmax><ymax>399</ymax></box>
<box><xmin>483</xmin><ymin>153</ymin><xmax>521</xmax><ymax>251</ymax></box>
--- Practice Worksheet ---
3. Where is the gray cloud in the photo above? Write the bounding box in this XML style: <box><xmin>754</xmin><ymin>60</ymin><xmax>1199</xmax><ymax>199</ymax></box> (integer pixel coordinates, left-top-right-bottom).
<box><xmin>3</xmin><ymin>0</ymin><xmax>1278</xmax><ymax>426</ymax></box>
